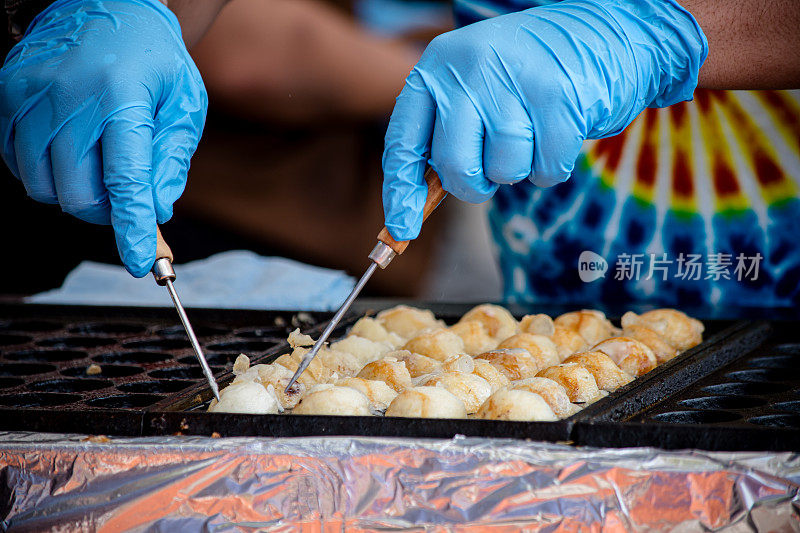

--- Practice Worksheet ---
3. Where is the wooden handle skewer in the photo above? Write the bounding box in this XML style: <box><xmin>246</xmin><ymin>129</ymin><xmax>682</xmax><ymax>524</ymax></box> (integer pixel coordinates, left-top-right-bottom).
<box><xmin>151</xmin><ymin>227</ymin><xmax>220</xmax><ymax>402</ymax></box>
<box><xmin>155</xmin><ymin>227</ymin><xmax>174</xmax><ymax>263</ymax></box>
<box><xmin>285</xmin><ymin>167</ymin><xmax>447</xmax><ymax>392</ymax></box>
<box><xmin>376</xmin><ymin>168</ymin><xmax>447</xmax><ymax>256</ymax></box>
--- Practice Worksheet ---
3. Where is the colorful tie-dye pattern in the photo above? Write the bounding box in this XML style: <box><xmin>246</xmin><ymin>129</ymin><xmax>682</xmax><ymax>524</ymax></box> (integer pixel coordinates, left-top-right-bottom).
<box><xmin>455</xmin><ymin>0</ymin><xmax>800</xmax><ymax>307</ymax></box>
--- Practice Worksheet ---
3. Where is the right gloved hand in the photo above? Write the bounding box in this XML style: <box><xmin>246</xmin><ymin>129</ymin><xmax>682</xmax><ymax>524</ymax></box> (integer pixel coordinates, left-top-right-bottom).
<box><xmin>381</xmin><ymin>0</ymin><xmax>707</xmax><ymax>241</ymax></box>
<box><xmin>0</xmin><ymin>0</ymin><xmax>207</xmax><ymax>277</ymax></box>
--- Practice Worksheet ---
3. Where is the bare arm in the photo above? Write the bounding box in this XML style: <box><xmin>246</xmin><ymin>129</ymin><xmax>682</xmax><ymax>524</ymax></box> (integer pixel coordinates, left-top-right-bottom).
<box><xmin>680</xmin><ymin>0</ymin><xmax>800</xmax><ymax>89</ymax></box>
<box><xmin>165</xmin><ymin>0</ymin><xmax>229</xmax><ymax>48</ymax></box>
<box><xmin>189</xmin><ymin>0</ymin><xmax>420</xmax><ymax>124</ymax></box>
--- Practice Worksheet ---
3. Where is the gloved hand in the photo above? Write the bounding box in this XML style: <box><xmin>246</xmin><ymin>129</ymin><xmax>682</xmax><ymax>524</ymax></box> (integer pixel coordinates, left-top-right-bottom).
<box><xmin>382</xmin><ymin>0</ymin><xmax>707</xmax><ymax>240</ymax></box>
<box><xmin>0</xmin><ymin>0</ymin><xmax>207</xmax><ymax>276</ymax></box>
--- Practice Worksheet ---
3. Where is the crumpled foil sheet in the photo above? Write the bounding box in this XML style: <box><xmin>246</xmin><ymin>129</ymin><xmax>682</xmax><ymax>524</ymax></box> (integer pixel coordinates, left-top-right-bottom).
<box><xmin>1</xmin><ymin>432</ymin><xmax>798</xmax><ymax>532</ymax></box>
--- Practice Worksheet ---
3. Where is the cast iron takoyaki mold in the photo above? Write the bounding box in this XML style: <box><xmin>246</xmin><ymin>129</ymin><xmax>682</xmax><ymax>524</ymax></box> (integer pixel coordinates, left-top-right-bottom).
<box><xmin>1</xmin><ymin>303</ymin><xmax>797</xmax><ymax>450</ymax></box>
<box><xmin>0</xmin><ymin>304</ymin><xmax>320</xmax><ymax>434</ymax></box>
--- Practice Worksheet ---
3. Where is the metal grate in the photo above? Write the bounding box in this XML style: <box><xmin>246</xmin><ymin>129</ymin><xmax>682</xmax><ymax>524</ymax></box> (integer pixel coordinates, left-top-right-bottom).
<box><xmin>636</xmin><ymin>324</ymin><xmax>800</xmax><ymax>429</ymax></box>
<box><xmin>0</xmin><ymin>305</ymin><xmax>321</xmax><ymax>416</ymax></box>
<box><xmin>2</xmin><ymin>303</ymin><xmax>798</xmax><ymax>450</ymax></box>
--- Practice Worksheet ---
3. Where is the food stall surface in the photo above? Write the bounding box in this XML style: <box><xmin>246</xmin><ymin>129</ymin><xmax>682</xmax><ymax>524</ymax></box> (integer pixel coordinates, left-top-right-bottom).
<box><xmin>1</xmin><ymin>432</ymin><xmax>798</xmax><ymax>531</ymax></box>
<box><xmin>1</xmin><ymin>302</ymin><xmax>798</xmax><ymax>530</ymax></box>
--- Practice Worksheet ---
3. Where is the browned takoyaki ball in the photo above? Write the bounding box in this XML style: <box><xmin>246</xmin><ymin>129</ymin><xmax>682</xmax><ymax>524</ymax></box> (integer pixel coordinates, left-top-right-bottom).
<box><xmin>422</xmin><ymin>372</ymin><xmax>493</xmax><ymax>414</ymax></box>
<box><xmin>458</xmin><ymin>304</ymin><xmax>519</xmax><ymax>341</ymax></box>
<box><xmin>356</xmin><ymin>356</ymin><xmax>413</xmax><ymax>392</ymax></box>
<box><xmin>348</xmin><ymin>317</ymin><xmax>405</xmax><ymax>348</ymax></box>
<box><xmin>449</xmin><ymin>320</ymin><xmax>497</xmax><ymax>355</ymax></box>
<box><xmin>275</xmin><ymin>348</ymin><xmax>334</xmax><ymax>388</ymax></box>
<box><xmin>335</xmin><ymin>377</ymin><xmax>398</xmax><ymax>411</ymax></box>
<box><xmin>563</xmin><ymin>351</ymin><xmax>633</xmax><ymax>392</ymax></box>
<box><xmin>519</xmin><ymin>314</ymin><xmax>588</xmax><ymax>360</ymax></box>
<box><xmin>537</xmin><ymin>363</ymin><xmax>602</xmax><ymax>403</ymax></box>
<box><xmin>497</xmin><ymin>333</ymin><xmax>560</xmax><ymax>369</ymax></box>
<box><xmin>620</xmin><ymin>325</ymin><xmax>678</xmax><ymax>363</ymax></box>
<box><xmin>476</xmin><ymin>388</ymin><xmax>557</xmax><ymax>421</ymax></box>
<box><xmin>554</xmin><ymin>310</ymin><xmax>620</xmax><ymax>346</ymax></box>
<box><xmin>293</xmin><ymin>384</ymin><xmax>372</xmax><ymax>416</ymax></box>
<box><xmin>622</xmin><ymin>309</ymin><xmax>704</xmax><ymax>352</ymax></box>
<box><xmin>391</xmin><ymin>350</ymin><xmax>441</xmax><ymax>379</ymax></box>
<box><xmin>330</xmin><ymin>336</ymin><xmax>392</xmax><ymax>369</ymax></box>
<box><xmin>385</xmin><ymin>386</ymin><xmax>467</xmax><ymax>418</ymax></box>
<box><xmin>512</xmin><ymin>377</ymin><xmax>580</xmax><ymax>418</ymax></box>
<box><xmin>376</xmin><ymin>305</ymin><xmax>444</xmax><ymax>339</ymax></box>
<box><xmin>475</xmin><ymin>348</ymin><xmax>540</xmax><ymax>381</ymax></box>
<box><xmin>472</xmin><ymin>359</ymin><xmax>511</xmax><ymax>393</ymax></box>
<box><xmin>591</xmin><ymin>337</ymin><xmax>658</xmax><ymax>376</ymax></box>
<box><xmin>403</xmin><ymin>328</ymin><xmax>466</xmax><ymax>362</ymax></box>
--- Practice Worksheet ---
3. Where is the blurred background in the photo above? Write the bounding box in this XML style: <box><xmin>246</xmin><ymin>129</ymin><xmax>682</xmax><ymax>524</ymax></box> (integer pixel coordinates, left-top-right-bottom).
<box><xmin>0</xmin><ymin>0</ymin><xmax>503</xmax><ymax>302</ymax></box>
<box><xmin>3</xmin><ymin>0</ymin><xmax>797</xmax><ymax>308</ymax></box>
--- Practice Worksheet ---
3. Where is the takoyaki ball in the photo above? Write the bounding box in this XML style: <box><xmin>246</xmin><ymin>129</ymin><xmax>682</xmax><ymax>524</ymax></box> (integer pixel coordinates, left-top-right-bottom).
<box><xmin>551</xmin><ymin>327</ymin><xmax>590</xmax><ymax>360</ymax></box>
<box><xmin>402</xmin><ymin>329</ymin><xmax>466</xmax><ymax>362</ymax></box>
<box><xmin>292</xmin><ymin>384</ymin><xmax>372</xmax><ymax>416</ymax></box>
<box><xmin>536</xmin><ymin>363</ymin><xmax>602</xmax><ymax>404</ymax></box>
<box><xmin>391</xmin><ymin>350</ymin><xmax>441</xmax><ymax>378</ymax></box>
<box><xmin>511</xmin><ymin>377</ymin><xmax>580</xmax><ymax>418</ymax></box>
<box><xmin>274</xmin><ymin>348</ymin><xmax>333</xmax><ymax>388</ymax></box>
<box><xmin>519</xmin><ymin>315</ymin><xmax>586</xmax><ymax>360</ymax></box>
<box><xmin>620</xmin><ymin>325</ymin><xmax>677</xmax><ymax>364</ymax></box>
<box><xmin>563</xmin><ymin>351</ymin><xmax>633</xmax><ymax>392</ymax></box>
<box><xmin>209</xmin><ymin>380</ymin><xmax>280</xmax><ymax>414</ymax></box>
<box><xmin>441</xmin><ymin>354</ymin><xmax>475</xmax><ymax>374</ymax></box>
<box><xmin>330</xmin><ymin>335</ymin><xmax>392</xmax><ymax>368</ymax></box>
<box><xmin>348</xmin><ymin>317</ymin><xmax>405</xmax><ymax>348</ymax></box>
<box><xmin>497</xmin><ymin>333</ymin><xmax>560</xmax><ymax>369</ymax></box>
<box><xmin>272</xmin><ymin>355</ymin><xmax>318</xmax><ymax>388</ymax></box>
<box><xmin>448</xmin><ymin>320</ymin><xmax>497</xmax><ymax>355</ymax></box>
<box><xmin>622</xmin><ymin>309</ymin><xmax>704</xmax><ymax>352</ymax></box>
<box><xmin>231</xmin><ymin>354</ymin><xmax>294</xmax><ymax>409</ymax></box>
<box><xmin>591</xmin><ymin>336</ymin><xmax>658</xmax><ymax>376</ymax></box>
<box><xmin>457</xmin><ymin>304</ymin><xmax>519</xmax><ymax>341</ymax></box>
<box><xmin>385</xmin><ymin>386</ymin><xmax>467</xmax><ymax>419</ymax></box>
<box><xmin>316</xmin><ymin>347</ymin><xmax>364</xmax><ymax>377</ymax></box>
<box><xmin>554</xmin><ymin>310</ymin><xmax>620</xmax><ymax>346</ymax></box>
<box><xmin>335</xmin><ymin>377</ymin><xmax>398</xmax><ymax>411</ymax></box>
<box><xmin>356</xmin><ymin>356</ymin><xmax>413</xmax><ymax>392</ymax></box>
<box><xmin>476</xmin><ymin>389</ymin><xmax>557</xmax><ymax>422</ymax></box>
<box><xmin>246</xmin><ymin>363</ymin><xmax>306</xmax><ymax>409</ymax></box>
<box><xmin>519</xmin><ymin>314</ymin><xmax>555</xmax><ymax>336</ymax></box>
<box><xmin>376</xmin><ymin>305</ymin><xmax>444</xmax><ymax>339</ymax></box>
<box><xmin>475</xmin><ymin>348</ymin><xmax>540</xmax><ymax>381</ymax></box>
<box><xmin>291</xmin><ymin>347</ymin><xmax>336</xmax><ymax>380</ymax></box>
<box><xmin>422</xmin><ymin>372</ymin><xmax>493</xmax><ymax>414</ymax></box>
<box><xmin>472</xmin><ymin>359</ymin><xmax>511</xmax><ymax>393</ymax></box>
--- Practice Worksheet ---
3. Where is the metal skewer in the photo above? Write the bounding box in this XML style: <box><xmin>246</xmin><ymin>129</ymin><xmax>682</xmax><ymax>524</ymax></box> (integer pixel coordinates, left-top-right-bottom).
<box><xmin>152</xmin><ymin>229</ymin><xmax>221</xmax><ymax>402</ymax></box>
<box><xmin>286</xmin><ymin>169</ymin><xmax>446</xmax><ymax>392</ymax></box>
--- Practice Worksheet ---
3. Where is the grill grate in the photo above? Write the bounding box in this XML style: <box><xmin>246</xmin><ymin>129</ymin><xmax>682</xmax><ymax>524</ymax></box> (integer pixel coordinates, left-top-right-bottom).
<box><xmin>0</xmin><ymin>305</ymin><xmax>322</xmax><ymax>418</ymax></box>
<box><xmin>2</xmin><ymin>303</ymin><xmax>799</xmax><ymax>451</ymax></box>
<box><xmin>635</xmin><ymin>324</ymin><xmax>800</xmax><ymax>430</ymax></box>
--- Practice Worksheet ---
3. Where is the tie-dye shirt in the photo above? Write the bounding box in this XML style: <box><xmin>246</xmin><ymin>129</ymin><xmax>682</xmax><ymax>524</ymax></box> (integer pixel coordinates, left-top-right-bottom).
<box><xmin>454</xmin><ymin>0</ymin><xmax>800</xmax><ymax>308</ymax></box>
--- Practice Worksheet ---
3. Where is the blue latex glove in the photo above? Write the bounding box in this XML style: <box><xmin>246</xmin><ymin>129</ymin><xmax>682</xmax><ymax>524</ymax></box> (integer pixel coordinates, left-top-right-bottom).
<box><xmin>0</xmin><ymin>0</ymin><xmax>207</xmax><ymax>277</ymax></box>
<box><xmin>382</xmin><ymin>0</ymin><xmax>707</xmax><ymax>240</ymax></box>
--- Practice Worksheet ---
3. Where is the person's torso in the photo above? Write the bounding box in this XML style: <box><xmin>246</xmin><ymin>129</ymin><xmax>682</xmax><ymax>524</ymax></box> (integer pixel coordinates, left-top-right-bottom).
<box><xmin>455</xmin><ymin>0</ymin><xmax>800</xmax><ymax>309</ymax></box>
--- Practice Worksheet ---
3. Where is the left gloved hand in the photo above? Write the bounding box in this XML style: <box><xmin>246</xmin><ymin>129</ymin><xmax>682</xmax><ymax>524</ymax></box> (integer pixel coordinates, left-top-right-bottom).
<box><xmin>381</xmin><ymin>0</ymin><xmax>707</xmax><ymax>241</ymax></box>
<box><xmin>0</xmin><ymin>0</ymin><xmax>207</xmax><ymax>277</ymax></box>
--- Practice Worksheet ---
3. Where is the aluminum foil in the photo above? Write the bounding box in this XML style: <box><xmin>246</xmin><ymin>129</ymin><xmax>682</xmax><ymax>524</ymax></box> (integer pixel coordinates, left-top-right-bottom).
<box><xmin>1</xmin><ymin>431</ymin><xmax>798</xmax><ymax>531</ymax></box>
